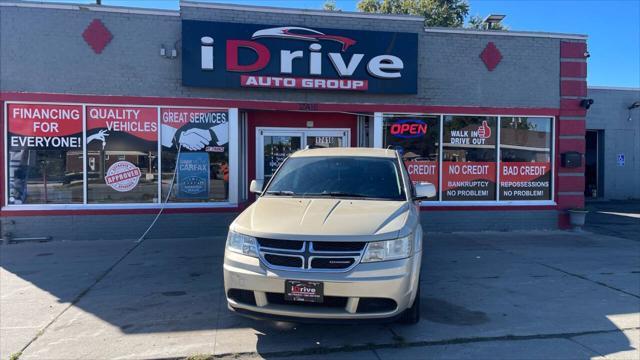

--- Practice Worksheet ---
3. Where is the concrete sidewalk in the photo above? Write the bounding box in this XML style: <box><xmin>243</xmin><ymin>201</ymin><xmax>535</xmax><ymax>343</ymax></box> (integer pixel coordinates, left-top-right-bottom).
<box><xmin>1</xmin><ymin>230</ymin><xmax>639</xmax><ymax>360</ymax></box>
<box><xmin>585</xmin><ymin>200</ymin><xmax>640</xmax><ymax>241</ymax></box>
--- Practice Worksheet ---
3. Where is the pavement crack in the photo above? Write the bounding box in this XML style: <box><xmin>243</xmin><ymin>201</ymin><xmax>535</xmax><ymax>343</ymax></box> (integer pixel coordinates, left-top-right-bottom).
<box><xmin>180</xmin><ymin>326</ymin><xmax>640</xmax><ymax>360</ymax></box>
<box><xmin>13</xmin><ymin>239</ymin><xmax>148</xmax><ymax>359</ymax></box>
<box><xmin>371</xmin><ymin>348</ymin><xmax>384</xmax><ymax>360</ymax></box>
<box><xmin>538</xmin><ymin>262</ymin><xmax>640</xmax><ymax>299</ymax></box>
<box><xmin>567</xmin><ymin>337</ymin><xmax>605</xmax><ymax>357</ymax></box>
<box><xmin>472</xmin><ymin>236</ymin><xmax>640</xmax><ymax>300</ymax></box>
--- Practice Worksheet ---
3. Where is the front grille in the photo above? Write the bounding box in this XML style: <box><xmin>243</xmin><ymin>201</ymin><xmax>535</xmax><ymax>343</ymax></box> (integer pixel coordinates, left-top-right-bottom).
<box><xmin>257</xmin><ymin>238</ymin><xmax>304</xmax><ymax>251</ymax></box>
<box><xmin>266</xmin><ymin>292</ymin><xmax>348</xmax><ymax>308</ymax></box>
<box><xmin>264</xmin><ymin>254</ymin><xmax>303</xmax><ymax>268</ymax></box>
<box><xmin>312</xmin><ymin>241</ymin><xmax>366</xmax><ymax>252</ymax></box>
<box><xmin>257</xmin><ymin>239</ymin><xmax>365</xmax><ymax>272</ymax></box>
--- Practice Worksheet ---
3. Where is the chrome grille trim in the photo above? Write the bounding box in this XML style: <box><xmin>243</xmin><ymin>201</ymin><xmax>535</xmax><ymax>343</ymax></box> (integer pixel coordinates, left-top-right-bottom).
<box><xmin>257</xmin><ymin>240</ymin><xmax>365</xmax><ymax>272</ymax></box>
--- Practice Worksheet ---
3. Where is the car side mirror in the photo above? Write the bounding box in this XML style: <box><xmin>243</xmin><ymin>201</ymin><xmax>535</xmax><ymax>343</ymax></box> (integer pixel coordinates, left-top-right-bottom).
<box><xmin>414</xmin><ymin>182</ymin><xmax>436</xmax><ymax>200</ymax></box>
<box><xmin>250</xmin><ymin>179</ymin><xmax>264</xmax><ymax>194</ymax></box>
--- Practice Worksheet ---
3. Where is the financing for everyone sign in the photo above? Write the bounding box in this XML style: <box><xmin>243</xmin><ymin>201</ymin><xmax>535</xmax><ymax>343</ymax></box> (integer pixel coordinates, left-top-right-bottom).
<box><xmin>7</xmin><ymin>103</ymin><xmax>83</xmax><ymax>150</ymax></box>
<box><xmin>182</xmin><ymin>21</ymin><xmax>418</xmax><ymax>93</ymax></box>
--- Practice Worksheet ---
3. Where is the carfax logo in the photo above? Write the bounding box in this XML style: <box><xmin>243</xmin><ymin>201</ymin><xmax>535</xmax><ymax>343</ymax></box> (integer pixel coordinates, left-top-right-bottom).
<box><xmin>390</xmin><ymin>119</ymin><xmax>428</xmax><ymax>138</ymax></box>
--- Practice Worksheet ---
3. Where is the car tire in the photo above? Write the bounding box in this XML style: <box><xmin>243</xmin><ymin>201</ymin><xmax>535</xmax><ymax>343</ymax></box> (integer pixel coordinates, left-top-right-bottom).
<box><xmin>399</xmin><ymin>284</ymin><xmax>421</xmax><ymax>324</ymax></box>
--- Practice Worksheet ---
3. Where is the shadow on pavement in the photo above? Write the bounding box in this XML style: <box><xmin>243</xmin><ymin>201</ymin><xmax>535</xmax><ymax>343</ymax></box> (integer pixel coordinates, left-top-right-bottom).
<box><xmin>585</xmin><ymin>199</ymin><xmax>640</xmax><ymax>241</ymax></box>
<box><xmin>1</xmin><ymin>229</ymin><xmax>639</xmax><ymax>359</ymax></box>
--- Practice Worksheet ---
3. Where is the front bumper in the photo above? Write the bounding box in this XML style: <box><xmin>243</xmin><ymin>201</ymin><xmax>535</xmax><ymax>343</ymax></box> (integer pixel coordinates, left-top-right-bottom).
<box><xmin>223</xmin><ymin>249</ymin><xmax>421</xmax><ymax>320</ymax></box>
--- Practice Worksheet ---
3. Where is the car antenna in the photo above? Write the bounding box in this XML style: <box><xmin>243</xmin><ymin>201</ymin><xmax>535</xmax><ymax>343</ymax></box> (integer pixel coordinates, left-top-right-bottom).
<box><xmin>385</xmin><ymin>145</ymin><xmax>393</xmax><ymax>155</ymax></box>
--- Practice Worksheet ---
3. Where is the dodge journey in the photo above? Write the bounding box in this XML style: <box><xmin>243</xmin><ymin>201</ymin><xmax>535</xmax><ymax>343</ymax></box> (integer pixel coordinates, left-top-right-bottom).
<box><xmin>223</xmin><ymin>147</ymin><xmax>435</xmax><ymax>323</ymax></box>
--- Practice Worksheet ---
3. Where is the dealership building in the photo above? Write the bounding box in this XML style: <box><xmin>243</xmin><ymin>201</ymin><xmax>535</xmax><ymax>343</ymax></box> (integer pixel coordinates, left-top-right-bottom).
<box><xmin>0</xmin><ymin>0</ymin><xmax>636</xmax><ymax>240</ymax></box>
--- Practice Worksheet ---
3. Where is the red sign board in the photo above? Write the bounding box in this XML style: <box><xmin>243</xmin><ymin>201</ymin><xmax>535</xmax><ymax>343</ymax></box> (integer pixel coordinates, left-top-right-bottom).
<box><xmin>86</xmin><ymin>106</ymin><xmax>158</xmax><ymax>142</ymax></box>
<box><xmin>7</xmin><ymin>103</ymin><xmax>83</xmax><ymax>149</ymax></box>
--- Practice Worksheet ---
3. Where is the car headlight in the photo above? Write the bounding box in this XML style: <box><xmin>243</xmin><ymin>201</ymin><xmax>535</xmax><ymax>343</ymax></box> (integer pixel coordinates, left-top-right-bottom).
<box><xmin>361</xmin><ymin>235</ymin><xmax>412</xmax><ymax>263</ymax></box>
<box><xmin>226</xmin><ymin>231</ymin><xmax>258</xmax><ymax>257</ymax></box>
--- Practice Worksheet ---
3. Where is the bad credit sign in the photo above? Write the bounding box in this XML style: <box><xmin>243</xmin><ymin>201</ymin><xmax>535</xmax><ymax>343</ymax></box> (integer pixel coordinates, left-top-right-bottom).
<box><xmin>182</xmin><ymin>20</ymin><xmax>418</xmax><ymax>93</ymax></box>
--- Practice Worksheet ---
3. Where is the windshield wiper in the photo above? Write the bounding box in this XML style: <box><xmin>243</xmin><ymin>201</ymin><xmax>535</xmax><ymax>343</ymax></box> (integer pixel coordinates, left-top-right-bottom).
<box><xmin>265</xmin><ymin>190</ymin><xmax>296</xmax><ymax>196</ymax></box>
<box><xmin>302</xmin><ymin>191</ymin><xmax>370</xmax><ymax>198</ymax></box>
<box><xmin>327</xmin><ymin>191</ymin><xmax>370</xmax><ymax>198</ymax></box>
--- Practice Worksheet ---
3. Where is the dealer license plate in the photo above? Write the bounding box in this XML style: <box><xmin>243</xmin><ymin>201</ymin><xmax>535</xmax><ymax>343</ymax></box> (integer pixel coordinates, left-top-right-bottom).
<box><xmin>284</xmin><ymin>280</ymin><xmax>324</xmax><ymax>303</ymax></box>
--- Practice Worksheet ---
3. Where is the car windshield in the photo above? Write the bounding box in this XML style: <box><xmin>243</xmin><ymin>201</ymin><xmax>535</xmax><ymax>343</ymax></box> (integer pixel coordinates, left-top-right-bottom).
<box><xmin>264</xmin><ymin>156</ymin><xmax>406</xmax><ymax>201</ymax></box>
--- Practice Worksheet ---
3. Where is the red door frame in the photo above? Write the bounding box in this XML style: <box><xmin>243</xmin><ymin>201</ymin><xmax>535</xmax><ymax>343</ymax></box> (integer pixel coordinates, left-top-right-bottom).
<box><xmin>246</xmin><ymin>110</ymin><xmax>358</xmax><ymax>201</ymax></box>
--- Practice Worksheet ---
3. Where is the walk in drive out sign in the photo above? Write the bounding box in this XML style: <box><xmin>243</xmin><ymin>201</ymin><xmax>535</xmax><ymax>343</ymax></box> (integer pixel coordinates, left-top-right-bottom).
<box><xmin>177</xmin><ymin>152</ymin><xmax>210</xmax><ymax>199</ymax></box>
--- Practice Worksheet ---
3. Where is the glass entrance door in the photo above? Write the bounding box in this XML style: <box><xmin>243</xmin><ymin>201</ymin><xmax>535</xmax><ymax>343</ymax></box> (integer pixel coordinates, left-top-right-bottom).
<box><xmin>262</xmin><ymin>133</ymin><xmax>303</xmax><ymax>183</ymax></box>
<box><xmin>256</xmin><ymin>128</ymin><xmax>350</xmax><ymax>182</ymax></box>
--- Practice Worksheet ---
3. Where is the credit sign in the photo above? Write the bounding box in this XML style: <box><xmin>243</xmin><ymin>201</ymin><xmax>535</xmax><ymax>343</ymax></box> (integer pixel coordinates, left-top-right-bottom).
<box><xmin>182</xmin><ymin>20</ymin><xmax>418</xmax><ymax>93</ymax></box>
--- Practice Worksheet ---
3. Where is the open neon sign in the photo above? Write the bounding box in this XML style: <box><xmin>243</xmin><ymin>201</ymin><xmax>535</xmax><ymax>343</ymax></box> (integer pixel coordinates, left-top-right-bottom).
<box><xmin>390</xmin><ymin>119</ymin><xmax>428</xmax><ymax>138</ymax></box>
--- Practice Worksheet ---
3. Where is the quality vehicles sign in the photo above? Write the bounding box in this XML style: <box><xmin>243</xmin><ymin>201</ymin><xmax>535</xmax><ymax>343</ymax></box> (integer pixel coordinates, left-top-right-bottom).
<box><xmin>182</xmin><ymin>20</ymin><xmax>418</xmax><ymax>93</ymax></box>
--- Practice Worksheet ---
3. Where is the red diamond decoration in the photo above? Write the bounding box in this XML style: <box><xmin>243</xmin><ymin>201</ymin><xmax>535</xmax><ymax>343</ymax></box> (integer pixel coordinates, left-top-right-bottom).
<box><xmin>82</xmin><ymin>19</ymin><xmax>112</xmax><ymax>54</ymax></box>
<box><xmin>480</xmin><ymin>42</ymin><xmax>502</xmax><ymax>71</ymax></box>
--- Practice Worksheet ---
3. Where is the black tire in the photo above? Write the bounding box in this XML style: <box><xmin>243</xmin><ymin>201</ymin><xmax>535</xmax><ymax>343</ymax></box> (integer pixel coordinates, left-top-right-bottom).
<box><xmin>399</xmin><ymin>285</ymin><xmax>421</xmax><ymax>324</ymax></box>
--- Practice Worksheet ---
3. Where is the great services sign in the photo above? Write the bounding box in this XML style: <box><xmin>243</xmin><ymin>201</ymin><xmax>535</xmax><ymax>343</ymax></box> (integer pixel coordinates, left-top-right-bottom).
<box><xmin>182</xmin><ymin>20</ymin><xmax>418</xmax><ymax>93</ymax></box>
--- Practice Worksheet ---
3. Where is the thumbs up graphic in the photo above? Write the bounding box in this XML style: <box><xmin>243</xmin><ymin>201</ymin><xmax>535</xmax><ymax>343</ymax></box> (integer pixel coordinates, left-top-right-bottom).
<box><xmin>478</xmin><ymin>120</ymin><xmax>491</xmax><ymax>139</ymax></box>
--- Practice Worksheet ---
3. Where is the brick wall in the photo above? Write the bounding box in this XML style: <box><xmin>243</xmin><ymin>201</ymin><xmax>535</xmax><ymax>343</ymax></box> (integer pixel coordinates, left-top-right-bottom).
<box><xmin>557</xmin><ymin>41</ymin><xmax>588</xmax><ymax>227</ymax></box>
<box><xmin>0</xmin><ymin>3</ymin><xmax>591</xmax><ymax>235</ymax></box>
<box><xmin>0</xmin><ymin>4</ymin><xmax>561</xmax><ymax>109</ymax></box>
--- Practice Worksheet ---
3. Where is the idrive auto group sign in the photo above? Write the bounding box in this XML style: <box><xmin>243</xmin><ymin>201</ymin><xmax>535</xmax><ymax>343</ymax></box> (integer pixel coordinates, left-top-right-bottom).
<box><xmin>182</xmin><ymin>20</ymin><xmax>418</xmax><ymax>94</ymax></box>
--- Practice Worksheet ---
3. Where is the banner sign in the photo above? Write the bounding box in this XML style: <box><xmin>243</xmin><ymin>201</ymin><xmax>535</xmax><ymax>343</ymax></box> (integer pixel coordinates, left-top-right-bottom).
<box><xmin>160</xmin><ymin>108</ymin><xmax>228</xmax><ymax>151</ymax></box>
<box><xmin>447</xmin><ymin>120</ymin><xmax>495</xmax><ymax>146</ymax></box>
<box><xmin>405</xmin><ymin>160</ymin><xmax>438</xmax><ymax>188</ymax></box>
<box><xmin>182</xmin><ymin>20</ymin><xmax>418</xmax><ymax>94</ymax></box>
<box><xmin>86</xmin><ymin>106</ymin><xmax>158</xmax><ymax>151</ymax></box>
<box><xmin>8</xmin><ymin>103</ymin><xmax>83</xmax><ymax>150</ymax></box>
<box><xmin>177</xmin><ymin>152</ymin><xmax>210</xmax><ymax>199</ymax></box>
<box><xmin>500</xmin><ymin>162</ymin><xmax>551</xmax><ymax>200</ymax></box>
<box><xmin>442</xmin><ymin>162</ymin><xmax>496</xmax><ymax>201</ymax></box>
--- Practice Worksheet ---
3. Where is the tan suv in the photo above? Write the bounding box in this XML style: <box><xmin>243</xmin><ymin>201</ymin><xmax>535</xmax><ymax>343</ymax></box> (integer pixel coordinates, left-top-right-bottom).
<box><xmin>223</xmin><ymin>148</ymin><xmax>435</xmax><ymax>323</ymax></box>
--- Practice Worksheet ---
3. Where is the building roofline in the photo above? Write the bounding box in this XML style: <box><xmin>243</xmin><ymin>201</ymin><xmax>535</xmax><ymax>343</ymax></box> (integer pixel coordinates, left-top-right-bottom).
<box><xmin>180</xmin><ymin>0</ymin><xmax>425</xmax><ymax>21</ymax></box>
<box><xmin>424</xmin><ymin>27</ymin><xmax>588</xmax><ymax>40</ymax></box>
<box><xmin>0</xmin><ymin>0</ymin><xmax>180</xmax><ymax>16</ymax></box>
<box><xmin>588</xmin><ymin>86</ymin><xmax>640</xmax><ymax>91</ymax></box>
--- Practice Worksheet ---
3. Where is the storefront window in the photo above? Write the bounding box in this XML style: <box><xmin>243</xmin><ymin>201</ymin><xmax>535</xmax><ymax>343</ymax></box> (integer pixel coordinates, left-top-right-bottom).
<box><xmin>86</xmin><ymin>106</ymin><xmax>159</xmax><ymax>203</ymax></box>
<box><xmin>442</xmin><ymin>116</ymin><xmax>497</xmax><ymax>201</ymax></box>
<box><xmin>499</xmin><ymin>117</ymin><xmax>553</xmax><ymax>200</ymax></box>
<box><xmin>383</xmin><ymin>115</ymin><xmax>440</xmax><ymax>201</ymax></box>
<box><xmin>160</xmin><ymin>108</ymin><xmax>229</xmax><ymax>202</ymax></box>
<box><xmin>6</xmin><ymin>103</ymin><xmax>84</xmax><ymax>204</ymax></box>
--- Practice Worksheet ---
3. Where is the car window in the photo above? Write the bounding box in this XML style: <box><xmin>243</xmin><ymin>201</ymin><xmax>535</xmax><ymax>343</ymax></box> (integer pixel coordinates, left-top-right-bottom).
<box><xmin>265</xmin><ymin>156</ymin><xmax>406</xmax><ymax>201</ymax></box>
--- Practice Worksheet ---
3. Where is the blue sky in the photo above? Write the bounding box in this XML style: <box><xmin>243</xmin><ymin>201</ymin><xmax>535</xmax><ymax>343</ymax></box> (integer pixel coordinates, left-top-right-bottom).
<box><xmin>42</xmin><ymin>0</ymin><xmax>639</xmax><ymax>88</ymax></box>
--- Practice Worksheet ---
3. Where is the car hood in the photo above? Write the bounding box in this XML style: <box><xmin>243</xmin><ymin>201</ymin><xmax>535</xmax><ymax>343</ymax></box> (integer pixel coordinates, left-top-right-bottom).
<box><xmin>232</xmin><ymin>197</ymin><xmax>412</xmax><ymax>241</ymax></box>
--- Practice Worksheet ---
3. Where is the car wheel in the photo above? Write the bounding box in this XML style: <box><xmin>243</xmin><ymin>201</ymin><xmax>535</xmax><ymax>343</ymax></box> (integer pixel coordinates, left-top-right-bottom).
<box><xmin>399</xmin><ymin>284</ymin><xmax>421</xmax><ymax>324</ymax></box>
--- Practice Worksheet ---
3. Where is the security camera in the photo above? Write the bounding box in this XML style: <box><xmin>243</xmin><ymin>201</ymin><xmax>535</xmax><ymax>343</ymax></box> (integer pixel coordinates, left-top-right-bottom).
<box><xmin>584</xmin><ymin>51</ymin><xmax>590</xmax><ymax>58</ymax></box>
<box><xmin>580</xmin><ymin>99</ymin><xmax>594</xmax><ymax>109</ymax></box>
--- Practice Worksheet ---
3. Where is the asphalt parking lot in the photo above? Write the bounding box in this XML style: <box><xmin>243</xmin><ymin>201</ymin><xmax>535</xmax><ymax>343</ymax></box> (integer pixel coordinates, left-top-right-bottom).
<box><xmin>1</xmin><ymin>216</ymin><xmax>639</xmax><ymax>359</ymax></box>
